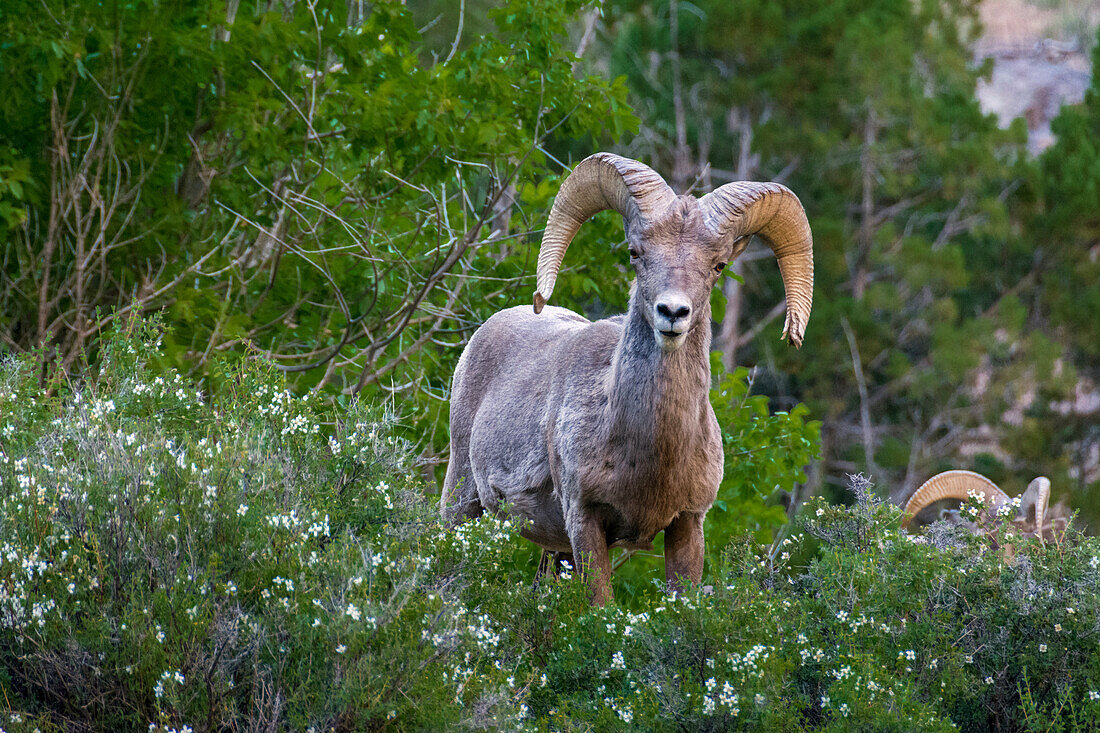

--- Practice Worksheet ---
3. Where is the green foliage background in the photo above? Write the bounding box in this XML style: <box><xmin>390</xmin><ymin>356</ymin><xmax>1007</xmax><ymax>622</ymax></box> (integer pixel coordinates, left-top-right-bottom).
<box><xmin>2</xmin><ymin>0</ymin><xmax>1099</xmax><ymax>601</ymax></box>
<box><xmin>0</xmin><ymin>0</ymin><xmax>636</xmax><ymax>442</ymax></box>
<box><xmin>3</xmin><ymin>0</ymin><xmax>1098</xmax><ymax>518</ymax></box>
<box><xmin>591</xmin><ymin>0</ymin><xmax>1098</xmax><ymax>523</ymax></box>
<box><xmin>1</xmin><ymin>0</ymin><xmax>1099</xmax><ymax>687</ymax></box>
<box><xmin>0</xmin><ymin>0</ymin><xmax>827</xmax><ymax>587</ymax></box>
<box><xmin>3</xmin><ymin>0</ymin><xmax>1100</xmax><ymax>728</ymax></box>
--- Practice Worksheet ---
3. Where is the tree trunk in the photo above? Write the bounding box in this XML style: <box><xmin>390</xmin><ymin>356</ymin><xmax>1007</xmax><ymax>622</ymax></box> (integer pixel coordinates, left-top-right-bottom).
<box><xmin>669</xmin><ymin>0</ymin><xmax>692</xmax><ymax>191</ymax></box>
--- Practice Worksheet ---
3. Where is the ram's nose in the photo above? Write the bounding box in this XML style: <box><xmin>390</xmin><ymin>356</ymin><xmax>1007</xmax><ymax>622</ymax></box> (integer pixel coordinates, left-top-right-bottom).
<box><xmin>654</xmin><ymin>296</ymin><xmax>692</xmax><ymax>336</ymax></box>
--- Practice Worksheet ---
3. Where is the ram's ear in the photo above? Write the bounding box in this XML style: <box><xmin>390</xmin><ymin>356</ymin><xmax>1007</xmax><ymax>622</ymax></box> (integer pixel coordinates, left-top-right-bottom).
<box><xmin>727</xmin><ymin>235</ymin><xmax>751</xmax><ymax>263</ymax></box>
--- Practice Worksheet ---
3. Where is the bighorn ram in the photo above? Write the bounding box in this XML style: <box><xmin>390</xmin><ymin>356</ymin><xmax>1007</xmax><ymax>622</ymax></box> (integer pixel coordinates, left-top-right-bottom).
<box><xmin>903</xmin><ymin>469</ymin><xmax>1067</xmax><ymax>542</ymax></box>
<box><xmin>442</xmin><ymin>153</ymin><xmax>814</xmax><ymax>603</ymax></box>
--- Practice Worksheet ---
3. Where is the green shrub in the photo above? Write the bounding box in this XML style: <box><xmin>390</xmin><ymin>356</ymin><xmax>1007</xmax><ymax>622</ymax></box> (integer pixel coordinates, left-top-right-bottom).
<box><xmin>3</xmin><ymin>320</ymin><xmax>1099</xmax><ymax>732</ymax></box>
<box><xmin>0</xmin><ymin>319</ymin><xmax>539</xmax><ymax>731</ymax></box>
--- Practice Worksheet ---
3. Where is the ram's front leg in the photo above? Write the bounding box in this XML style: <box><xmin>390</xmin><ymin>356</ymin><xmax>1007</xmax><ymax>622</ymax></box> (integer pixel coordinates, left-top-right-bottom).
<box><xmin>568</xmin><ymin>515</ymin><xmax>613</xmax><ymax>605</ymax></box>
<box><xmin>664</xmin><ymin>511</ymin><xmax>705</xmax><ymax>592</ymax></box>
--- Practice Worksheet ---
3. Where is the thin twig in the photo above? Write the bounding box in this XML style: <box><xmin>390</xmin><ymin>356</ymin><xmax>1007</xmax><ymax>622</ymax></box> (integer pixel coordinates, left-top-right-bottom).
<box><xmin>444</xmin><ymin>0</ymin><xmax>464</xmax><ymax>65</ymax></box>
<box><xmin>841</xmin><ymin>316</ymin><xmax>878</xmax><ymax>476</ymax></box>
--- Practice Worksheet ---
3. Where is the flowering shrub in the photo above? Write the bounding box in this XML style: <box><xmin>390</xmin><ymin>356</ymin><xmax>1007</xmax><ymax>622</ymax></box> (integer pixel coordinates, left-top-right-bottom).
<box><xmin>2</xmin><ymin>321</ymin><xmax>1099</xmax><ymax>731</ymax></box>
<box><xmin>0</xmin><ymin>320</ymin><xmax>534</xmax><ymax>731</ymax></box>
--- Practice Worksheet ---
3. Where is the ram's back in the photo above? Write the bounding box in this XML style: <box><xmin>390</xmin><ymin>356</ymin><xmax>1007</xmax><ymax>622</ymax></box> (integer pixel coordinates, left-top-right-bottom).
<box><xmin>452</xmin><ymin>304</ymin><xmax>589</xmax><ymax>417</ymax></box>
<box><xmin>443</xmin><ymin>305</ymin><xmax>596</xmax><ymax>545</ymax></box>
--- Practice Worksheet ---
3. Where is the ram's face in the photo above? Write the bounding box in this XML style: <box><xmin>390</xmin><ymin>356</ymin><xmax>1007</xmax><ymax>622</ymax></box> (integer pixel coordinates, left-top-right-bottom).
<box><xmin>627</xmin><ymin>197</ymin><xmax>729</xmax><ymax>352</ymax></box>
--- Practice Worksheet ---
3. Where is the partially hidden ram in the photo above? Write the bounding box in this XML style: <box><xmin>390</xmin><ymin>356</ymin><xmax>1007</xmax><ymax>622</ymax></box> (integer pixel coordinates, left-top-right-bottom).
<box><xmin>903</xmin><ymin>469</ymin><xmax>1069</xmax><ymax>543</ymax></box>
<box><xmin>442</xmin><ymin>153</ymin><xmax>814</xmax><ymax>603</ymax></box>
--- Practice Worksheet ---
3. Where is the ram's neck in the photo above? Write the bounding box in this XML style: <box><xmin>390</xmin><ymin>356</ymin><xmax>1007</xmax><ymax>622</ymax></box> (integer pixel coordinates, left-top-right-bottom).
<box><xmin>605</xmin><ymin>298</ymin><xmax>712</xmax><ymax>457</ymax></box>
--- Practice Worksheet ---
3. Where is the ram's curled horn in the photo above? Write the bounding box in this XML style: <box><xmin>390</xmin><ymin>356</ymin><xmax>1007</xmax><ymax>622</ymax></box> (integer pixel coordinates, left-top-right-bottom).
<box><xmin>534</xmin><ymin>153</ymin><xmax>677</xmax><ymax>314</ymax></box>
<box><xmin>1018</xmin><ymin>476</ymin><xmax>1051</xmax><ymax>537</ymax></box>
<box><xmin>700</xmin><ymin>183</ymin><xmax>814</xmax><ymax>347</ymax></box>
<box><xmin>902</xmin><ymin>470</ymin><xmax>1011</xmax><ymax>528</ymax></box>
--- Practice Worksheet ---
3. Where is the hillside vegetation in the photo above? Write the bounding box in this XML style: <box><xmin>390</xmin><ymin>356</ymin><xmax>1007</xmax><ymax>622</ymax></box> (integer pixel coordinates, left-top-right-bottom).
<box><xmin>3</xmin><ymin>1</ymin><xmax>1100</xmax><ymax>728</ymax></box>
<box><xmin>1</xmin><ymin>0</ymin><xmax>1098</xmax><ymax>525</ymax></box>
<box><xmin>2</xmin><ymin>321</ymin><xmax>1100</xmax><ymax>731</ymax></box>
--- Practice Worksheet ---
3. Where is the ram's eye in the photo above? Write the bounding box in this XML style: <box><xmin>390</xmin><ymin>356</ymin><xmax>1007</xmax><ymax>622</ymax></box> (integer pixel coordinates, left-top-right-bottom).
<box><xmin>715</xmin><ymin>262</ymin><xmax>726</xmax><ymax>273</ymax></box>
<box><xmin>629</xmin><ymin>247</ymin><xmax>641</xmax><ymax>259</ymax></box>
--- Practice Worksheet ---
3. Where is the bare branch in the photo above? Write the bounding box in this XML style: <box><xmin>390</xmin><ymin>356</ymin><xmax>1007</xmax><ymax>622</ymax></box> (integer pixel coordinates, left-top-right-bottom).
<box><xmin>841</xmin><ymin>316</ymin><xmax>879</xmax><ymax>477</ymax></box>
<box><xmin>444</xmin><ymin>0</ymin><xmax>465</xmax><ymax>65</ymax></box>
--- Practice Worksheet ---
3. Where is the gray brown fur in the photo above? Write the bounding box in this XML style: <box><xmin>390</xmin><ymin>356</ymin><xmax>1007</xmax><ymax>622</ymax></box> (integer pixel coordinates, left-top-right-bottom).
<box><xmin>442</xmin><ymin>197</ymin><xmax>732</xmax><ymax>603</ymax></box>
